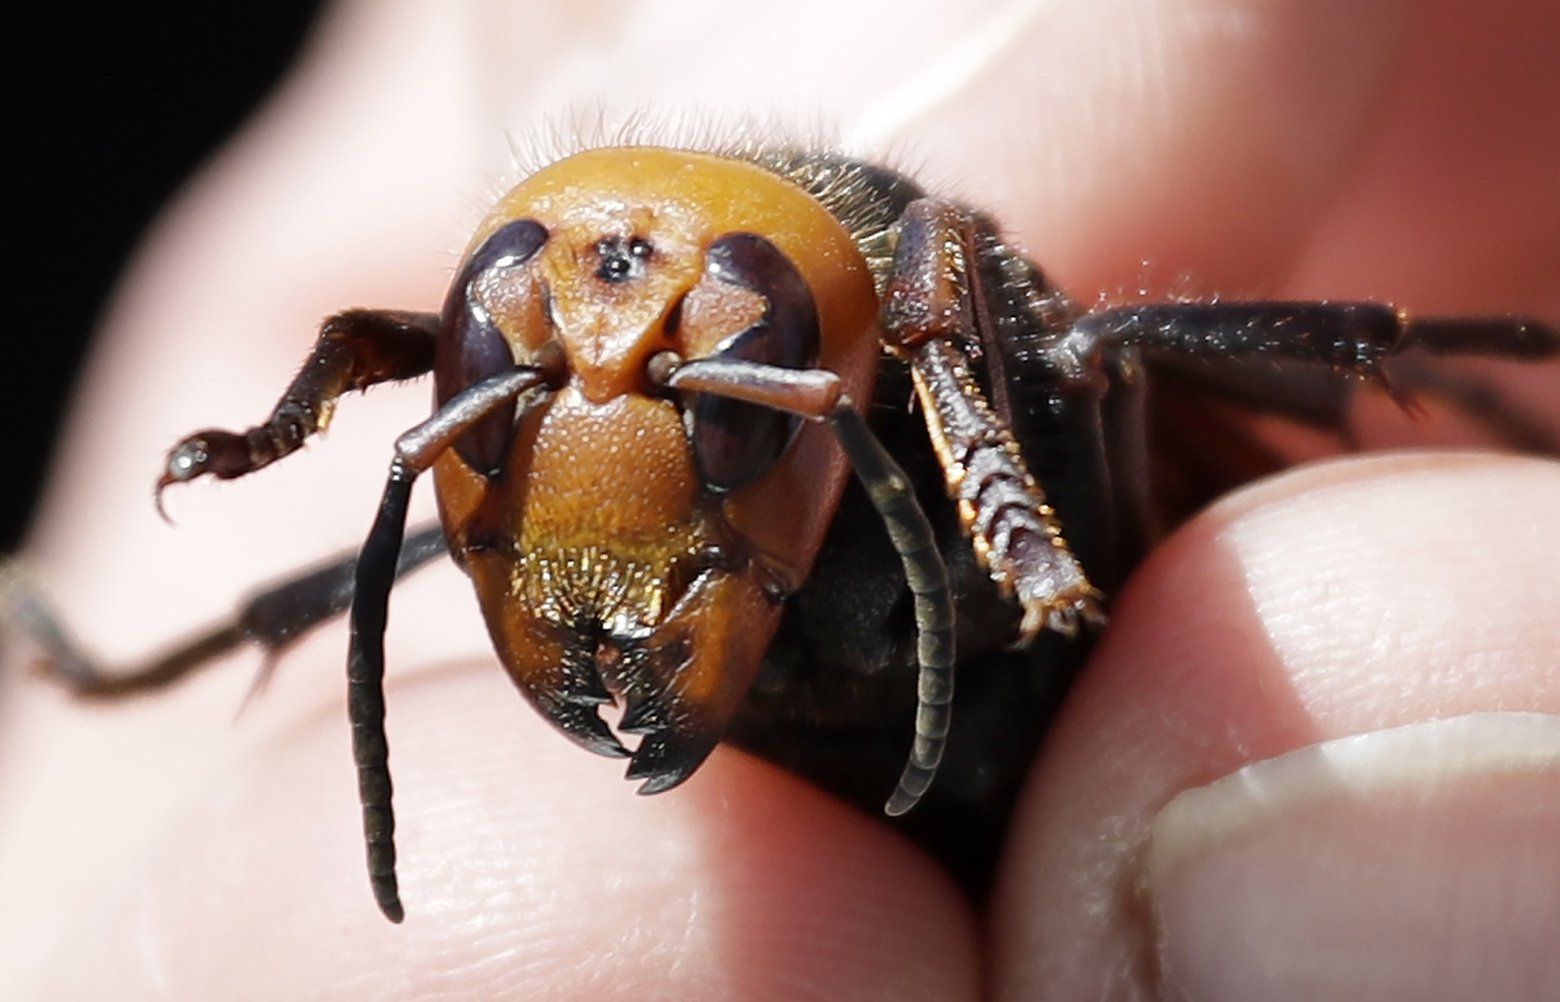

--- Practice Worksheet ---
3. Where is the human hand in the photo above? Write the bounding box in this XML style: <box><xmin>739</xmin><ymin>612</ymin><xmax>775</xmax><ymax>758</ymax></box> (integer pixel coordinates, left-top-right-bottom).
<box><xmin>3</xmin><ymin>1</ymin><xmax>1557</xmax><ymax>998</ymax></box>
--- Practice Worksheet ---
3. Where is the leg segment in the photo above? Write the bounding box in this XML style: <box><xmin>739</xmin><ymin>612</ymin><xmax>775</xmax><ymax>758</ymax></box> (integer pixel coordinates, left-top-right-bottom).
<box><xmin>665</xmin><ymin>357</ymin><xmax>954</xmax><ymax>815</ymax></box>
<box><xmin>882</xmin><ymin>199</ymin><xmax>1103</xmax><ymax>644</ymax></box>
<box><xmin>1061</xmin><ymin>302</ymin><xmax>1560</xmax><ymax>385</ymax></box>
<box><xmin>158</xmin><ymin>310</ymin><xmax>439</xmax><ymax>501</ymax></box>
<box><xmin>1062</xmin><ymin>302</ymin><xmax>1560</xmax><ymax>453</ymax></box>
<box><xmin>348</xmin><ymin>365</ymin><xmax>556</xmax><ymax>923</ymax></box>
<box><xmin>2</xmin><ymin>524</ymin><xmax>447</xmax><ymax>699</ymax></box>
<box><xmin>1099</xmin><ymin>354</ymin><xmax>1159</xmax><ymax>566</ymax></box>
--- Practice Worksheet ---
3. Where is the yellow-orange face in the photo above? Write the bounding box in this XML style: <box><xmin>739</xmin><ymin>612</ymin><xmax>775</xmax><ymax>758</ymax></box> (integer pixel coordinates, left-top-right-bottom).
<box><xmin>429</xmin><ymin>147</ymin><xmax>880</xmax><ymax>789</ymax></box>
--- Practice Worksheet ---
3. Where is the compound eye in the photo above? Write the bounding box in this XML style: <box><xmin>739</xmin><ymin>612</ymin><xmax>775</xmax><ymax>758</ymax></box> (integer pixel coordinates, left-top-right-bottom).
<box><xmin>435</xmin><ymin>218</ymin><xmax>549</xmax><ymax>475</ymax></box>
<box><xmin>686</xmin><ymin>233</ymin><xmax>820</xmax><ymax>492</ymax></box>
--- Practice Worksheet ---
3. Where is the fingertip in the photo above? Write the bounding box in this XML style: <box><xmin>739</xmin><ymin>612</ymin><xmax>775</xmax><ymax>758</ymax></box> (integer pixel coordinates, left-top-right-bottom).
<box><xmin>1145</xmin><ymin>714</ymin><xmax>1560</xmax><ymax>1001</ymax></box>
<box><xmin>992</xmin><ymin>453</ymin><xmax>1560</xmax><ymax>999</ymax></box>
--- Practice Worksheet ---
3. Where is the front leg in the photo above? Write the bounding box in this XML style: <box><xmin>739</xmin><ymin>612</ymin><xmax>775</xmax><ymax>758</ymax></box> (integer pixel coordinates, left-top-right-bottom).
<box><xmin>158</xmin><ymin>309</ymin><xmax>439</xmax><ymax>499</ymax></box>
<box><xmin>882</xmin><ymin>198</ymin><xmax>1104</xmax><ymax>643</ymax></box>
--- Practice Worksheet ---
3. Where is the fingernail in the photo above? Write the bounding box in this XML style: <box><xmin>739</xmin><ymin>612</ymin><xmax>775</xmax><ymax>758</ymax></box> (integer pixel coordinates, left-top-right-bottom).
<box><xmin>1144</xmin><ymin>713</ymin><xmax>1560</xmax><ymax>1001</ymax></box>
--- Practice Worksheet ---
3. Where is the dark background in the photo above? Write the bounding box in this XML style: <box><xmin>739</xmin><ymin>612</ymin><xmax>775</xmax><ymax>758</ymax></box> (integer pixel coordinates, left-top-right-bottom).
<box><xmin>4</xmin><ymin>4</ymin><xmax>323</xmax><ymax>548</ymax></box>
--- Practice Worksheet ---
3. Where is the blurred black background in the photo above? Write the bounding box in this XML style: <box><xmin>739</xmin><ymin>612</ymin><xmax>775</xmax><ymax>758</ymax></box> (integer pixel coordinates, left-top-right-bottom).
<box><xmin>3</xmin><ymin>4</ymin><xmax>322</xmax><ymax>548</ymax></box>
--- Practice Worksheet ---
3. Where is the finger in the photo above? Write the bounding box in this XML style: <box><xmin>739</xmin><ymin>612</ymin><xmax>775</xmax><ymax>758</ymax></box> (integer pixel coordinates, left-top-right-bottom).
<box><xmin>10</xmin><ymin>0</ymin><xmax>1556</xmax><ymax>989</ymax></box>
<box><xmin>876</xmin><ymin>0</ymin><xmax>1416</xmax><ymax>294</ymax></box>
<box><xmin>22</xmin><ymin>664</ymin><xmax>978</xmax><ymax>1001</ymax></box>
<box><xmin>1287</xmin><ymin>0</ymin><xmax>1560</xmax><ymax>314</ymax></box>
<box><xmin>991</xmin><ymin>453</ymin><xmax>1560</xmax><ymax>999</ymax></box>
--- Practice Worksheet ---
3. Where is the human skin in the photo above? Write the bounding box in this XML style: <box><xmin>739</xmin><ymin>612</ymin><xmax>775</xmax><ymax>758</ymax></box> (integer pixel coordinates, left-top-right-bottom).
<box><xmin>2</xmin><ymin>1</ymin><xmax>1558</xmax><ymax>999</ymax></box>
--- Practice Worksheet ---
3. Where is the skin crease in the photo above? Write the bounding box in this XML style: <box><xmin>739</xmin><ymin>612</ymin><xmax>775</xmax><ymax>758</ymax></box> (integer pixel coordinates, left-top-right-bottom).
<box><xmin>1</xmin><ymin>0</ymin><xmax>1558</xmax><ymax>998</ymax></box>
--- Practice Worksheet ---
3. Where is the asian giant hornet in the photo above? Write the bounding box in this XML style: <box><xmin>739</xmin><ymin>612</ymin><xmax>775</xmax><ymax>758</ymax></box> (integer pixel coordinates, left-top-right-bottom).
<box><xmin>6</xmin><ymin>143</ymin><xmax>1557</xmax><ymax>922</ymax></box>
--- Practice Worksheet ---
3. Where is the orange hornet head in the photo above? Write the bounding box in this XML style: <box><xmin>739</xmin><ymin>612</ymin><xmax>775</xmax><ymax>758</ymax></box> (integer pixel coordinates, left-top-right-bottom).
<box><xmin>429</xmin><ymin>148</ymin><xmax>880</xmax><ymax>791</ymax></box>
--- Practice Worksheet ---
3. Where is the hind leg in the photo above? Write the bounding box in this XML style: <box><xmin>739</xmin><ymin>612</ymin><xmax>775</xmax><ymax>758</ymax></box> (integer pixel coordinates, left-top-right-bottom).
<box><xmin>2</xmin><ymin>524</ymin><xmax>446</xmax><ymax>700</ymax></box>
